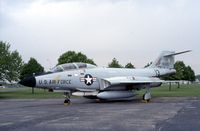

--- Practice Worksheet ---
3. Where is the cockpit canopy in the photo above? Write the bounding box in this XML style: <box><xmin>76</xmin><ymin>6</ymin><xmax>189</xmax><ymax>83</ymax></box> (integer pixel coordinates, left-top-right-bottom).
<box><xmin>51</xmin><ymin>63</ymin><xmax>97</xmax><ymax>73</ymax></box>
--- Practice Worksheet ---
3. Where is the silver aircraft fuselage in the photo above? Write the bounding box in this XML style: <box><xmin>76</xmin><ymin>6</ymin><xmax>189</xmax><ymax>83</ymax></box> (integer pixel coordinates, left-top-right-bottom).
<box><xmin>19</xmin><ymin>50</ymin><xmax>190</xmax><ymax>103</ymax></box>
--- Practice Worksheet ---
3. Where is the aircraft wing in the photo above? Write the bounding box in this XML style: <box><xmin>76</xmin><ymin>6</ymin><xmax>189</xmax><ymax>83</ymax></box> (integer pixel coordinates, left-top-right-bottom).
<box><xmin>103</xmin><ymin>76</ymin><xmax>163</xmax><ymax>85</ymax></box>
<box><xmin>100</xmin><ymin>76</ymin><xmax>164</xmax><ymax>90</ymax></box>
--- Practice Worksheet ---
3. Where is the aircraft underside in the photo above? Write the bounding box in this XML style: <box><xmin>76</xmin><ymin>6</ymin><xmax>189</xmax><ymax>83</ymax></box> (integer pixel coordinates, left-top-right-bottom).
<box><xmin>70</xmin><ymin>84</ymin><xmax>153</xmax><ymax>102</ymax></box>
<box><xmin>67</xmin><ymin>89</ymin><xmax>152</xmax><ymax>104</ymax></box>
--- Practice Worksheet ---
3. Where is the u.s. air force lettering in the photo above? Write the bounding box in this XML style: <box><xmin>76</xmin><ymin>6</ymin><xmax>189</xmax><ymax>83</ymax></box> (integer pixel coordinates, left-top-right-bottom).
<box><xmin>39</xmin><ymin>79</ymin><xmax>71</xmax><ymax>85</ymax></box>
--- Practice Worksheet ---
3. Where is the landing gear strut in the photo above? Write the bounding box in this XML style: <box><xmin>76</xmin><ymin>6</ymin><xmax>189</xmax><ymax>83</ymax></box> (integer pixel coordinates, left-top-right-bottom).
<box><xmin>143</xmin><ymin>88</ymin><xmax>151</xmax><ymax>102</ymax></box>
<box><xmin>64</xmin><ymin>92</ymin><xmax>71</xmax><ymax>106</ymax></box>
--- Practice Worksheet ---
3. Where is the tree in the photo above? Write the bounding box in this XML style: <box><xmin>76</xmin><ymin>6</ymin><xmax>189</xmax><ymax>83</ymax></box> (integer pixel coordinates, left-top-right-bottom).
<box><xmin>125</xmin><ymin>62</ymin><xmax>135</xmax><ymax>68</ymax></box>
<box><xmin>174</xmin><ymin>61</ymin><xmax>186</xmax><ymax>80</ymax></box>
<box><xmin>20</xmin><ymin>58</ymin><xmax>44</xmax><ymax>80</ymax></box>
<box><xmin>0</xmin><ymin>41</ymin><xmax>23</xmax><ymax>82</ymax></box>
<box><xmin>108</xmin><ymin>58</ymin><xmax>123</xmax><ymax>68</ymax></box>
<box><xmin>144</xmin><ymin>62</ymin><xmax>152</xmax><ymax>68</ymax></box>
<box><xmin>184</xmin><ymin>66</ymin><xmax>195</xmax><ymax>81</ymax></box>
<box><xmin>163</xmin><ymin>61</ymin><xmax>195</xmax><ymax>81</ymax></box>
<box><xmin>58</xmin><ymin>51</ymin><xmax>96</xmax><ymax>65</ymax></box>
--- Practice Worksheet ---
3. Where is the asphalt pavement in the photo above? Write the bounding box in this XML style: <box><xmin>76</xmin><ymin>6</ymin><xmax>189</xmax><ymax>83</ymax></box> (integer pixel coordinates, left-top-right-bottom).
<box><xmin>0</xmin><ymin>97</ymin><xmax>199</xmax><ymax>131</ymax></box>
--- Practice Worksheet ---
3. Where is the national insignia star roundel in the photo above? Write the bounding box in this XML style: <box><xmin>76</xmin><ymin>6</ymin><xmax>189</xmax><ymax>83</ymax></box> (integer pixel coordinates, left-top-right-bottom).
<box><xmin>84</xmin><ymin>74</ymin><xmax>93</xmax><ymax>86</ymax></box>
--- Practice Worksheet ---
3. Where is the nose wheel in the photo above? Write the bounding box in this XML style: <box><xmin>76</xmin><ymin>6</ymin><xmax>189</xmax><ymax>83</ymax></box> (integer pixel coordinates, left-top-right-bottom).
<box><xmin>64</xmin><ymin>99</ymin><xmax>71</xmax><ymax>106</ymax></box>
<box><xmin>64</xmin><ymin>92</ymin><xmax>71</xmax><ymax>106</ymax></box>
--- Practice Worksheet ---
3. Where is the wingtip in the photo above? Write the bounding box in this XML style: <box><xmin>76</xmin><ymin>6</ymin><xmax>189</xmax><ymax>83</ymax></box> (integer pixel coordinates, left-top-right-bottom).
<box><xmin>164</xmin><ymin>50</ymin><xmax>192</xmax><ymax>57</ymax></box>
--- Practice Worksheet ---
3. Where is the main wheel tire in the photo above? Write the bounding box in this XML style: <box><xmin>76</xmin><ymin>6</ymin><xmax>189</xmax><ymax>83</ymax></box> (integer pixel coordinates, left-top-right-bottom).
<box><xmin>146</xmin><ymin>99</ymin><xmax>150</xmax><ymax>102</ymax></box>
<box><xmin>64</xmin><ymin>99</ymin><xmax>70</xmax><ymax>106</ymax></box>
<box><xmin>143</xmin><ymin>94</ymin><xmax>151</xmax><ymax>103</ymax></box>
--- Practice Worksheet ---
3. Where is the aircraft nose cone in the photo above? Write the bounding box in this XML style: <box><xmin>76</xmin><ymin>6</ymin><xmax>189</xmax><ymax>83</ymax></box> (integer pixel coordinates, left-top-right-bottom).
<box><xmin>19</xmin><ymin>76</ymin><xmax>36</xmax><ymax>87</ymax></box>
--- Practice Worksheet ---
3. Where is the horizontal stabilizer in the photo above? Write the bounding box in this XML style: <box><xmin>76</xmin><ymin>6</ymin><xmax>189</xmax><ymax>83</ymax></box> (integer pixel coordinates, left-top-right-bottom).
<box><xmin>164</xmin><ymin>50</ymin><xmax>191</xmax><ymax>57</ymax></box>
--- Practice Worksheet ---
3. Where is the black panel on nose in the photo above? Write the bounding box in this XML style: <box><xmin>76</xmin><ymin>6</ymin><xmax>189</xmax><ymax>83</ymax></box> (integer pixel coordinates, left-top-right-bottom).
<box><xmin>19</xmin><ymin>76</ymin><xmax>36</xmax><ymax>87</ymax></box>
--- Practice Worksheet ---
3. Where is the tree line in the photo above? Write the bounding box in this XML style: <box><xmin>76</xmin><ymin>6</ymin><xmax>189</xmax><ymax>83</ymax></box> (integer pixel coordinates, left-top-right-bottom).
<box><xmin>0</xmin><ymin>41</ymin><xmax>196</xmax><ymax>82</ymax></box>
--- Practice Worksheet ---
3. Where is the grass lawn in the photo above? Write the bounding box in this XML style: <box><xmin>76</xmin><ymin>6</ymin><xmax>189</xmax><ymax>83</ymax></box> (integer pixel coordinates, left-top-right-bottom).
<box><xmin>0</xmin><ymin>87</ymin><xmax>63</xmax><ymax>99</ymax></box>
<box><xmin>0</xmin><ymin>84</ymin><xmax>200</xmax><ymax>99</ymax></box>
<box><xmin>138</xmin><ymin>84</ymin><xmax>200</xmax><ymax>97</ymax></box>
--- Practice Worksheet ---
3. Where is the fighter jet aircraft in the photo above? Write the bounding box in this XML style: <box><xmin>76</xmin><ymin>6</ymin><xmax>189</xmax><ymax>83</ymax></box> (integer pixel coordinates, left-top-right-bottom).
<box><xmin>19</xmin><ymin>50</ymin><xmax>190</xmax><ymax>105</ymax></box>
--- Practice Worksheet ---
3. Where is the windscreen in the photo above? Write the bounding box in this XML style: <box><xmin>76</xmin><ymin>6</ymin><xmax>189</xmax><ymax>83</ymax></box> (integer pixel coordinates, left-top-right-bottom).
<box><xmin>51</xmin><ymin>63</ymin><xmax>96</xmax><ymax>72</ymax></box>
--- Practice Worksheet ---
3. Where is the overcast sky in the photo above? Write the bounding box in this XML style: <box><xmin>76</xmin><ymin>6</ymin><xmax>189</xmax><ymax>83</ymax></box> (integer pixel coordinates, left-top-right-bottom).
<box><xmin>0</xmin><ymin>0</ymin><xmax>199</xmax><ymax>74</ymax></box>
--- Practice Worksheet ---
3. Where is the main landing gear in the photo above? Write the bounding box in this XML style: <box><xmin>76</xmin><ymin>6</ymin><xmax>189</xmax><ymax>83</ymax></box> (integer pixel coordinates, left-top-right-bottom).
<box><xmin>143</xmin><ymin>88</ymin><xmax>151</xmax><ymax>103</ymax></box>
<box><xmin>64</xmin><ymin>92</ymin><xmax>71</xmax><ymax>106</ymax></box>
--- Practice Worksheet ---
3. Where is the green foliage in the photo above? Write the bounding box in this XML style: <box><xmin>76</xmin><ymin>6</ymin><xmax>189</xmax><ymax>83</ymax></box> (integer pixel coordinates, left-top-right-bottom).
<box><xmin>144</xmin><ymin>62</ymin><xmax>152</xmax><ymax>68</ymax></box>
<box><xmin>138</xmin><ymin>84</ymin><xmax>200</xmax><ymax>97</ymax></box>
<box><xmin>108</xmin><ymin>58</ymin><xmax>123</xmax><ymax>68</ymax></box>
<box><xmin>125</xmin><ymin>62</ymin><xmax>135</xmax><ymax>68</ymax></box>
<box><xmin>163</xmin><ymin>61</ymin><xmax>195</xmax><ymax>81</ymax></box>
<box><xmin>58</xmin><ymin>51</ymin><xmax>96</xmax><ymax>65</ymax></box>
<box><xmin>20</xmin><ymin>58</ymin><xmax>44</xmax><ymax>80</ymax></box>
<box><xmin>0</xmin><ymin>41</ymin><xmax>23</xmax><ymax>82</ymax></box>
<box><xmin>174</xmin><ymin>61</ymin><xmax>185</xmax><ymax>80</ymax></box>
<box><xmin>184</xmin><ymin>66</ymin><xmax>195</xmax><ymax>81</ymax></box>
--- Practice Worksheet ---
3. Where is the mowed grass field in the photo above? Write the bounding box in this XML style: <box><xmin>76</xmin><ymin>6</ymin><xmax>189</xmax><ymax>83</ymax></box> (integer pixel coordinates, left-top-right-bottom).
<box><xmin>0</xmin><ymin>84</ymin><xmax>200</xmax><ymax>99</ymax></box>
<box><xmin>0</xmin><ymin>87</ymin><xmax>64</xmax><ymax>99</ymax></box>
<box><xmin>138</xmin><ymin>84</ymin><xmax>200</xmax><ymax>97</ymax></box>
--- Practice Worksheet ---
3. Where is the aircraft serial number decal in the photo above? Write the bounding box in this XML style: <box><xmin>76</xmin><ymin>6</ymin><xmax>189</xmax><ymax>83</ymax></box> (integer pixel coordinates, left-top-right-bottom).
<box><xmin>39</xmin><ymin>80</ymin><xmax>71</xmax><ymax>85</ymax></box>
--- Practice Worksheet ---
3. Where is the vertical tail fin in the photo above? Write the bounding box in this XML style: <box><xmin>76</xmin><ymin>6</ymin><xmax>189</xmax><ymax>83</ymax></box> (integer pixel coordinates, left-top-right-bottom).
<box><xmin>149</xmin><ymin>50</ymin><xmax>191</xmax><ymax>69</ymax></box>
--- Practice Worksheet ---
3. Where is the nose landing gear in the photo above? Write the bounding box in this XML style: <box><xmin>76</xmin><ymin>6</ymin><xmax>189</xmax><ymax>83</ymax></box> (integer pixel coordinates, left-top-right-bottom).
<box><xmin>64</xmin><ymin>92</ymin><xmax>71</xmax><ymax>106</ymax></box>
